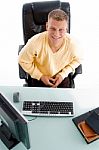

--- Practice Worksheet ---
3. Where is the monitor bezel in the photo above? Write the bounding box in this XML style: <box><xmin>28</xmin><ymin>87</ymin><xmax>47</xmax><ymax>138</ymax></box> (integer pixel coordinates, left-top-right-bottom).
<box><xmin>0</xmin><ymin>93</ymin><xmax>31</xmax><ymax>149</ymax></box>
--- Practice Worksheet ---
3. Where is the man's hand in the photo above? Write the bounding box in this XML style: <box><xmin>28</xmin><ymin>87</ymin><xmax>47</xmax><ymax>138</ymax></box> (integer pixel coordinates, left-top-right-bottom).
<box><xmin>52</xmin><ymin>74</ymin><xmax>63</xmax><ymax>88</ymax></box>
<box><xmin>40</xmin><ymin>75</ymin><xmax>56</xmax><ymax>87</ymax></box>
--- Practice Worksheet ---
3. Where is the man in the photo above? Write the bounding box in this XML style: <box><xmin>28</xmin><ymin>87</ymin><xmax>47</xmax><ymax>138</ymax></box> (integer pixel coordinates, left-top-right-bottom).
<box><xmin>18</xmin><ymin>9</ymin><xmax>81</xmax><ymax>88</ymax></box>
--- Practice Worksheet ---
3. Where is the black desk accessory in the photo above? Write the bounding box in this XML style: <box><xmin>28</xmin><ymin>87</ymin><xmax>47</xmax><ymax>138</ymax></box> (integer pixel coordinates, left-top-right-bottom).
<box><xmin>72</xmin><ymin>107</ymin><xmax>99</xmax><ymax>143</ymax></box>
<box><xmin>13</xmin><ymin>92</ymin><xmax>20</xmax><ymax>103</ymax></box>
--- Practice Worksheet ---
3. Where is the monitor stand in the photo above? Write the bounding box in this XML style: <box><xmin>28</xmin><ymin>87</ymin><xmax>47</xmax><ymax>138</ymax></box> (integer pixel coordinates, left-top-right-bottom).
<box><xmin>0</xmin><ymin>121</ymin><xmax>19</xmax><ymax>149</ymax></box>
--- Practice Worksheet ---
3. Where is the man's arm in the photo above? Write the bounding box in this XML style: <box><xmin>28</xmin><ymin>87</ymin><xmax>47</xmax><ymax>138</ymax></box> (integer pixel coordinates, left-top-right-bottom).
<box><xmin>59</xmin><ymin>57</ymin><xmax>81</xmax><ymax>79</ymax></box>
<box><xmin>18</xmin><ymin>39</ymin><xmax>43</xmax><ymax>80</ymax></box>
<box><xmin>59</xmin><ymin>36</ymin><xmax>83</xmax><ymax>80</ymax></box>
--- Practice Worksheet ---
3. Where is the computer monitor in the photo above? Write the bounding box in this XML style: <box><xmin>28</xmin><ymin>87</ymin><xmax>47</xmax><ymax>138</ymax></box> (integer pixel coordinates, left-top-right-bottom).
<box><xmin>0</xmin><ymin>93</ymin><xmax>31</xmax><ymax>149</ymax></box>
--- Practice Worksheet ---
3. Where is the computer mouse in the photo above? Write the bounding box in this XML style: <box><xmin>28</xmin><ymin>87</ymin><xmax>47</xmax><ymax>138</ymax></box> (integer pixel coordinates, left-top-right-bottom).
<box><xmin>13</xmin><ymin>92</ymin><xmax>20</xmax><ymax>103</ymax></box>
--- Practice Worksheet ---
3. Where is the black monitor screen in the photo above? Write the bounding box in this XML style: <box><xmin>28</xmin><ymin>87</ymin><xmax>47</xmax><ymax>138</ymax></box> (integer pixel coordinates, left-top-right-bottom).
<box><xmin>0</xmin><ymin>93</ymin><xmax>31</xmax><ymax>149</ymax></box>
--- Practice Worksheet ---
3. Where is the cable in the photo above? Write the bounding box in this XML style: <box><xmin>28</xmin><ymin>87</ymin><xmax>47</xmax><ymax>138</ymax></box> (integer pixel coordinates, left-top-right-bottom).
<box><xmin>25</xmin><ymin>116</ymin><xmax>37</xmax><ymax>121</ymax></box>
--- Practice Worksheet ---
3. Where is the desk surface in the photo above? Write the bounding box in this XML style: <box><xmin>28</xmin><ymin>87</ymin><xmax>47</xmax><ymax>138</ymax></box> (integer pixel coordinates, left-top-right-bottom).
<box><xmin>0</xmin><ymin>86</ymin><xmax>99</xmax><ymax>150</ymax></box>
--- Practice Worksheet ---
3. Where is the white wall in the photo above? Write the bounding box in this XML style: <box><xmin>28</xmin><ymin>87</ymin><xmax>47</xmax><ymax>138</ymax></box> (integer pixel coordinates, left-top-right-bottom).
<box><xmin>0</xmin><ymin>0</ymin><xmax>99</xmax><ymax>88</ymax></box>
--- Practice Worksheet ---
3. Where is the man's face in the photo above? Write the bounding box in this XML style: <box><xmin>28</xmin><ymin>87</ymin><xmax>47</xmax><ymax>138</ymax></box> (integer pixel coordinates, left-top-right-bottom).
<box><xmin>46</xmin><ymin>18</ymin><xmax>68</xmax><ymax>46</ymax></box>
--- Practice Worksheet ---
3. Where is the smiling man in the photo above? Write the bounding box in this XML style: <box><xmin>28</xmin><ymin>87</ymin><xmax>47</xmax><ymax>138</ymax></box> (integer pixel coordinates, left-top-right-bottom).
<box><xmin>18</xmin><ymin>9</ymin><xmax>81</xmax><ymax>88</ymax></box>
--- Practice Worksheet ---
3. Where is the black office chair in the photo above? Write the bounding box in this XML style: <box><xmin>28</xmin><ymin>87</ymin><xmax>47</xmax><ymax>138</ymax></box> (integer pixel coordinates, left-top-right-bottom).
<box><xmin>18</xmin><ymin>0</ymin><xmax>82</xmax><ymax>88</ymax></box>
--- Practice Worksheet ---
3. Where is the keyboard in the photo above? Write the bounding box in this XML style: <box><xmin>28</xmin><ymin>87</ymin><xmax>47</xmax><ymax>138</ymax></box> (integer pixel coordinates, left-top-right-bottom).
<box><xmin>21</xmin><ymin>100</ymin><xmax>74</xmax><ymax>117</ymax></box>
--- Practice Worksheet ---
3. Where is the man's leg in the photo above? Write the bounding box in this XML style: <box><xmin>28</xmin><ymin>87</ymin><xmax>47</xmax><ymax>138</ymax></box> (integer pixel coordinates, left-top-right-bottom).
<box><xmin>28</xmin><ymin>77</ymin><xmax>48</xmax><ymax>87</ymax></box>
<box><xmin>57</xmin><ymin>77</ymin><xmax>71</xmax><ymax>88</ymax></box>
<box><xmin>28</xmin><ymin>76</ymin><xmax>73</xmax><ymax>88</ymax></box>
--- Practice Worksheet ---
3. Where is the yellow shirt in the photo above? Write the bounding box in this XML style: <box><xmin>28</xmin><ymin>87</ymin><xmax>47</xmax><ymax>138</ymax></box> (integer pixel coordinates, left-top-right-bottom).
<box><xmin>18</xmin><ymin>31</ymin><xmax>81</xmax><ymax>80</ymax></box>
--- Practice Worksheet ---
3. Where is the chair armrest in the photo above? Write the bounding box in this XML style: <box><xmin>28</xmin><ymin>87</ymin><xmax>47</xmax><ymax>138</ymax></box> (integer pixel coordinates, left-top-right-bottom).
<box><xmin>68</xmin><ymin>64</ymin><xmax>82</xmax><ymax>88</ymax></box>
<box><xmin>18</xmin><ymin>45</ymin><xmax>24</xmax><ymax>54</ymax></box>
<box><xmin>18</xmin><ymin>45</ymin><xmax>28</xmax><ymax>79</ymax></box>
<box><xmin>72</xmin><ymin>64</ymin><xmax>82</xmax><ymax>79</ymax></box>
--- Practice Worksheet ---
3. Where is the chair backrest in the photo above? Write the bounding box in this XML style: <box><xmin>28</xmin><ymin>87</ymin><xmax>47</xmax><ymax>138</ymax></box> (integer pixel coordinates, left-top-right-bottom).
<box><xmin>22</xmin><ymin>1</ymin><xmax>70</xmax><ymax>44</ymax></box>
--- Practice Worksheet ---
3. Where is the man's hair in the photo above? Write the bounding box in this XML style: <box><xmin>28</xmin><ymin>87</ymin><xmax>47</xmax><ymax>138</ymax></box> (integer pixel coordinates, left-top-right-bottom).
<box><xmin>48</xmin><ymin>9</ymin><xmax>68</xmax><ymax>21</ymax></box>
